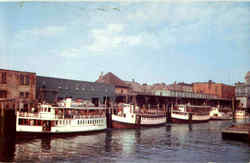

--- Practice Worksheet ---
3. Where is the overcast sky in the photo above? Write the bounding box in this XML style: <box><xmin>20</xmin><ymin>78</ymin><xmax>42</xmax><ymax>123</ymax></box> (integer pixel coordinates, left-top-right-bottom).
<box><xmin>0</xmin><ymin>2</ymin><xmax>249</xmax><ymax>85</ymax></box>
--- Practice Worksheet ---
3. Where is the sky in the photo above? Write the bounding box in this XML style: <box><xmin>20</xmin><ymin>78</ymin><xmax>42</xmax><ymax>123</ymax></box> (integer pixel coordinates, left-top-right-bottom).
<box><xmin>0</xmin><ymin>2</ymin><xmax>249</xmax><ymax>85</ymax></box>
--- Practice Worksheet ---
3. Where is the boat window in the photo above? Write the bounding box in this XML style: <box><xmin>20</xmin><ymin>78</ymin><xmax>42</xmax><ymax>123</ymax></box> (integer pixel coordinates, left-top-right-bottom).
<box><xmin>30</xmin><ymin>120</ymin><xmax>34</xmax><ymax>126</ymax></box>
<box><xmin>48</xmin><ymin>108</ymin><xmax>51</xmax><ymax>112</ymax></box>
<box><xmin>18</xmin><ymin>119</ymin><xmax>23</xmax><ymax>125</ymax></box>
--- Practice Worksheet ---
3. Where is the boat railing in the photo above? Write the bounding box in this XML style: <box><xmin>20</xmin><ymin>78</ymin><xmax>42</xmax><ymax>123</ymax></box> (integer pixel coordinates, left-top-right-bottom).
<box><xmin>18</xmin><ymin>111</ymin><xmax>106</xmax><ymax>119</ymax></box>
<box><xmin>192</xmin><ymin>112</ymin><xmax>209</xmax><ymax>116</ymax></box>
<box><xmin>172</xmin><ymin>111</ymin><xmax>188</xmax><ymax>116</ymax></box>
<box><xmin>134</xmin><ymin>110</ymin><xmax>166</xmax><ymax>115</ymax></box>
<box><xmin>18</xmin><ymin>112</ymin><xmax>40</xmax><ymax>118</ymax></box>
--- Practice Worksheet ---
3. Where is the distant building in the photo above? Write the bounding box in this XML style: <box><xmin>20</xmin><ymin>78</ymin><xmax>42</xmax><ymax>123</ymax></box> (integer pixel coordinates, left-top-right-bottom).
<box><xmin>235</xmin><ymin>71</ymin><xmax>250</xmax><ymax>110</ymax></box>
<box><xmin>37</xmin><ymin>76</ymin><xmax>115</xmax><ymax>104</ymax></box>
<box><xmin>192</xmin><ymin>80</ymin><xmax>235</xmax><ymax>99</ymax></box>
<box><xmin>125</xmin><ymin>79</ymin><xmax>144</xmax><ymax>94</ymax></box>
<box><xmin>0</xmin><ymin>69</ymin><xmax>36</xmax><ymax>101</ymax></box>
<box><xmin>96</xmin><ymin>72</ymin><xmax>130</xmax><ymax>95</ymax></box>
<box><xmin>167</xmin><ymin>82</ymin><xmax>193</xmax><ymax>92</ymax></box>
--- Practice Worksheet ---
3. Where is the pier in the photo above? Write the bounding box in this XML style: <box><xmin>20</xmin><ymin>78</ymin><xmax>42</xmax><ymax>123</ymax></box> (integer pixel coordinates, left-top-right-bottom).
<box><xmin>222</xmin><ymin>123</ymin><xmax>250</xmax><ymax>143</ymax></box>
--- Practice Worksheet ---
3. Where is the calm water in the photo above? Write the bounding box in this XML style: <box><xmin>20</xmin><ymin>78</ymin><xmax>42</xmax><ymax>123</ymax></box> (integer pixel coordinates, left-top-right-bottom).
<box><xmin>1</xmin><ymin>120</ymin><xmax>250</xmax><ymax>163</ymax></box>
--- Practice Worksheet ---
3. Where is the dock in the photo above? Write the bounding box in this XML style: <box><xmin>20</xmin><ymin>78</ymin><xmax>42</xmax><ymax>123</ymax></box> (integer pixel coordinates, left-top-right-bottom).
<box><xmin>222</xmin><ymin>123</ymin><xmax>250</xmax><ymax>143</ymax></box>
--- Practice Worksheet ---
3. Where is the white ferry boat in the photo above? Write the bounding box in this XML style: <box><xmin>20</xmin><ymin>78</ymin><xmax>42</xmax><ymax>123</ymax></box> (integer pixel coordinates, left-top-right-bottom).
<box><xmin>16</xmin><ymin>98</ymin><xmax>107</xmax><ymax>134</ymax></box>
<box><xmin>171</xmin><ymin>104</ymin><xmax>210</xmax><ymax>123</ymax></box>
<box><xmin>112</xmin><ymin>103</ymin><xmax>166</xmax><ymax>129</ymax></box>
<box><xmin>209</xmin><ymin>107</ymin><xmax>232</xmax><ymax>120</ymax></box>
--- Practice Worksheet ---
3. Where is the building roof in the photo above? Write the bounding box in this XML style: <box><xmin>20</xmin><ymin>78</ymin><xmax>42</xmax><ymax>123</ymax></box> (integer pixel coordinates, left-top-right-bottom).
<box><xmin>37</xmin><ymin>76</ymin><xmax>115</xmax><ymax>102</ymax></box>
<box><xmin>96</xmin><ymin>72</ymin><xmax>129</xmax><ymax>88</ymax></box>
<box><xmin>0</xmin><ymin>68</ymin><xmax>36</xmax><ymax>74</ymax></box>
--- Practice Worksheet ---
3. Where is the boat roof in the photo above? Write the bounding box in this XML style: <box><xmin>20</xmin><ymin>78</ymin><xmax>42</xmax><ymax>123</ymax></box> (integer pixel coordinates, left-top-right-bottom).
<box><xmin>178</xmin><ymin>104</ymin><xmax>211</xmax><ymax>108</ymax></box>
<box><xmin>41</xmin><ymin>106</ymin><xmax>106</xmax><ymax>110</ymax></box>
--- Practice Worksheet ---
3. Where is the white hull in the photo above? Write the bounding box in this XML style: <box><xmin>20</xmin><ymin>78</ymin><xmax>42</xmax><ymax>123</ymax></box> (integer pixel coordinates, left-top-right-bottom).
<box><xmin>112</xmin><ymin>113</ymin><xmax>166</xmax><ymax>128</ymax></box>
<box><xmin>112</xmin><ymin>114</ymin><xmax>136</xmax><ymax>125</ymax></box>
<box><xmin>171</xmin><ymin>112</ymin><xmax>210</xmax><ymax>123</ymax></box>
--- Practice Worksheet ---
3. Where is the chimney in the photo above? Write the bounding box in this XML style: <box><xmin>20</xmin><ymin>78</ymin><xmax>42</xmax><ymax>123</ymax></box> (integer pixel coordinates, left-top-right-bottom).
<box><xmin>100</xmin><ymin>72</ymin><xmax>104</xmax><ymax>79</ymax></box>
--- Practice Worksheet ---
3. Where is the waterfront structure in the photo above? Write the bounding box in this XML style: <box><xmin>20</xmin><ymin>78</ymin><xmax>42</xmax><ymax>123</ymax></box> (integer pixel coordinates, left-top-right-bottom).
<box><xmin>16</xmin><ymin>98</ymin><xmax>107</xmax><ymax>134</ymax></box>
<box><xmin>222</xmin><ymin>123</ymin><xmax>250</xmax><ymax>143</ymax></box>
<box><xmin>37</xmin><ymin>76</ymin><xmax>115</xmax><ymax>104</ymax></box>
<box><xmin>112</xmin><ymin>103</ymin><xmax>166</xmax><ymax>129</ymax></box>
<box><xmin>235</xmin><ymin>71</ymin><xmax>250</xmax><ymax>112</ymax></box>
<box><xmin>192</xmin><ymin>80</ymin><xmax>235</xmax><ymax>99</ymax></box>
<box><xmin>171</xmin><ymin>104</ymin><xmax>211</xmax><ymax>123</ymax></box>
<box><xmin>152</xmin><ymin>89</ymin><xmax>216</xmax><ymax>99</ymax></box>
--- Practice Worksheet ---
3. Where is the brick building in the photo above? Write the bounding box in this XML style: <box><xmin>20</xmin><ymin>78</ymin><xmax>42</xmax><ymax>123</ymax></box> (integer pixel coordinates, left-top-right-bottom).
<box><xmin>96</xmin><ymin>72</ymin><xmax>130</xmax><ymax>95</ymax></box>
<box><xmin>167</xmin><ymin>82</ymin><xmax>193</xmax><ymax>92</ymax></box>
<box><xmin>0</xmin><ymin>69</ymin><xmax>36</xmax><ymax>101</ymax></box>
<box><xmin>192</xmin><ymin>80</ymin><xmax>235</xmax><ymax>99</ymax></box>
<box><xmin>0</xmin><ymin>69</ymin><xmax>36</xmax><ymax>112</ymax></box>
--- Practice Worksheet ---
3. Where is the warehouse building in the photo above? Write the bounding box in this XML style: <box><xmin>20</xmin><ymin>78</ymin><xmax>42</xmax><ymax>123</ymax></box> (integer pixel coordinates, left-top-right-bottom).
<box><xmin>36</xmin><ymin>76</ymin><xmax>115</xmax><ymax>105</ymax></box>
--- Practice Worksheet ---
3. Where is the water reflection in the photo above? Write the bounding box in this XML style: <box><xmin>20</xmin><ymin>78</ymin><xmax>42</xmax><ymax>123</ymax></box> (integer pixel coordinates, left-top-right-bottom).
<box><xmin>0</xmin><ymin>136</ymin><xmax>16</xmax><ymax>162</ymax></box>
<box><xmin>0</xmin><ymin>115</ymin><xmax>16</xmax><ymax>162</ymax></box>
<box><xmin>0</xmin><ymin>121</ymin><xmax>249</xmax><ymax>162</ymax></box>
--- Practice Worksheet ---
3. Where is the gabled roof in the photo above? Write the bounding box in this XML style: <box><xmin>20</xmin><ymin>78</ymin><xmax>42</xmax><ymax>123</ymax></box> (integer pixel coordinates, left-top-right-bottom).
<box><xmin>96</xmin><ymin>72</ymin><xmax>129</xmax><ymax>88</ymax></box>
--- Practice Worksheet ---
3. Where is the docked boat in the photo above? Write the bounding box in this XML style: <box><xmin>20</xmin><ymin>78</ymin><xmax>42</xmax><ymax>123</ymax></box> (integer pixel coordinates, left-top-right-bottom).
<box><xmin>112</xmin><ymin>103</ymin><xmax>166</xmax><ymax>129</ymax></box>
<box><xmin>16</xmin><ymin>98</ymin><xmax>107</xmax><ymax>134</ymax></box>
<box><xmin>171</xmin><ymin>104</ymin><xmax>210</xmax><ymax>123</ymax></box>
<box><xmin>209</xmin><ymin>107</ymin><xmax>232</xmax><ymax>120</ymax></box>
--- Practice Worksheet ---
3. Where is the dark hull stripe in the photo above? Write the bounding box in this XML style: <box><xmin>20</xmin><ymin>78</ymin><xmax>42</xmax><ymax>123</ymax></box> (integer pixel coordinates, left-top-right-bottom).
<box><xmin>171</xmin><ymin>118</ymin><xmax>209</xmax><ymax>123</ymax></box>
<box><xmin>112</xmin><ymin>120</ymin><xmax>166</xmax><ymax>129</ymax></box>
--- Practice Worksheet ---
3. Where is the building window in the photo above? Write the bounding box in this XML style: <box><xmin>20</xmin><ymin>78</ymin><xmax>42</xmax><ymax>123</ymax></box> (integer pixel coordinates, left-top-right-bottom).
<box><xmin>0</xmin><ymin>90</ymin><xmax>7</xmax><ymax>98</ymax></box>
<box><xmin>20</xmin><ymin>92</ymin><xmax>24</xmax><ymax>98</ymax></box>
<box><xmin>25</xmin><ymin>92</ymin><xmax>29</xmax><ymax>98</ymax></box>
<box><xmin>1</xmin><ymin>72</ymin><xmax>7</xmax><ymax>84</ymax></box>
<box><xmin>20</xmin><ymin>75</ymin><xmax>25</xmax><ymax>85</ymax></box>
<box><xmin>20</xmin><ymin>74</ymin><xmax>30</xmax><ymax>85</ymax></box>
<box><xmin>26</xmin><ymin>76</ymin><xmax>30</xmax><ymax>85</ymax></box>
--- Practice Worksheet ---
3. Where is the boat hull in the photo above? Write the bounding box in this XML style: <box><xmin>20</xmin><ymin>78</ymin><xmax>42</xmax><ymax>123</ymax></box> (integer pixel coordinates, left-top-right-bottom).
<box><xmin>171</xmin><ymin>112</ymin><xmax>210</xmax><ymax>123</ymax></box>
<box><xmin>210</xmin><ymin>117</ymin><xmax>232</xmax><ymax>121</ymax></box>
<box><xmin>16</xmin><ymin>128</ymin><xmax>106</xmax><ymax>138</ymax></box>
<box><xmin>112</xmin><ymin>120</ymin><xmax>139</xmax><ymax>129</ymax></box>
<box><xmin>111</xmin><ymin>119</ymin><xmax>166</xmax><ymax>129</ymax></box>
<box><xmin>111</xmin><ymin>115</ymin><xmax>166</xmax><ymax>129</ymax></box>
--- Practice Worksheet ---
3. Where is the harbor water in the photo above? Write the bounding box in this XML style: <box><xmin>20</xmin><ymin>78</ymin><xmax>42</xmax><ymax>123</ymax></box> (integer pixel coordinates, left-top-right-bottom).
<box><xmin>1</xmin><ymin>120</ymin><xmax>250</xmax><ymax>163</ymax></box>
